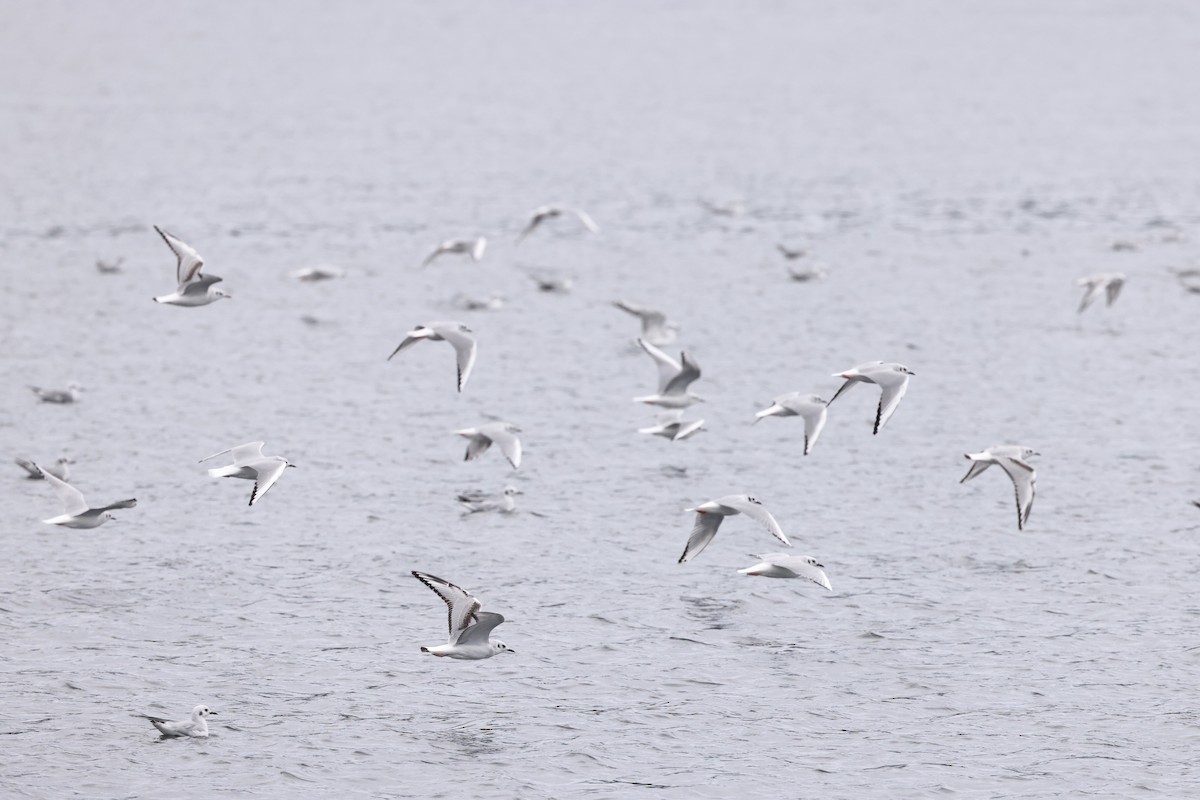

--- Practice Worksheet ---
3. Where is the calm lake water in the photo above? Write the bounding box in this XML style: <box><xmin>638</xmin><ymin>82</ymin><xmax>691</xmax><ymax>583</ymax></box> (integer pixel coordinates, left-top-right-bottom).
<box><xmin>2</xmin><ymin>1</ymin><xmax>1200</xmax><ymax>797</ymax></box>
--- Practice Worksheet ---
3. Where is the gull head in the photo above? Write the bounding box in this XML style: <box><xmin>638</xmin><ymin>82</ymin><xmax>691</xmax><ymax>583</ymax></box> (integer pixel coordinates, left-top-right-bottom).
<box><xmin>502</xmin><ymin>486</ymin><xmax>521</xmax><ymax>496</ymax></box>
<box><xmin>284</xmin><ymin>460</ymin><xmax>298</xmax><ymax>469</ymax></box>
<box><xmin>493</xmin><ymin>641</ymin><xmax>515</xmax><ymax>655</ymax></box>
<box><xmin>192</xmin><ymin>705</ymin><xmax>216</xmax><ymax>719</ymax></box>
<box><xmin>504</xmin><ymin>423</ymin><xmax>523</xmax><ymax>433</ymax></box>
<box><xmin>1021</xmin><ymin>447</ymin><xmax>1040</xmax><ymax>459</ymax></box>
<box><xmin>896</xmin><ymin>365</ymin><xmax>915</xmax><ymax>376</ymax></box>
<box><xmin>102</xmin><ymin>512</ymin><xmax>118</xmax><ymax>522</ymax></box>
<box><xmin>804</xmin><ymin>556</ymin><xmax>825</xmax><ymax>569</ymax></box>
<box><xmin>746</xmin><ymin>496</ymin><xmax>762</xmax><ymax>505</ymax></box>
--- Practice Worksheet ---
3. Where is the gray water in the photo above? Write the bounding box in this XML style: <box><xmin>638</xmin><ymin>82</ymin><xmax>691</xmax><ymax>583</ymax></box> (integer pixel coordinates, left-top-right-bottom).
<box><xmin>3</xmin><ymin>1</ymin><xmax>1200</xmax><ymax>797</ymax></box>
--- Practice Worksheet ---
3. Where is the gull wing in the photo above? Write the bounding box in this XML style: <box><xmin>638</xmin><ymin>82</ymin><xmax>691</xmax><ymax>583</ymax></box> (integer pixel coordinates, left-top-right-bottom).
<box><xmin>1076</xmin><ymin>278</ymin><xmax>1105</xmax><ymax>313</ymax></box>
<box><xmin>515</xmin><ymin>211</ymin><xmax>548</xmax><ymax>244</ymax></box>
<box><xmin>489</xmin><ymin>427</ymin><xmax>522</xmax><ymax>469</ymax></box>
<box><xmin>873</xmin><ymin>375</ymin><xmax>910</xmax><ymax>434</ymax></box>
<box><xmin>470</xmin><ymin>237</ymin><xmax>487</xmax><ymax>261</ymax></box>
<box><xmin>420</xmin><ymin>245</ymin><xmax>447</xmax><ymax>269</ymax></box>
<box><xmin>719</xmin><ymin>496</ymin><xmax>791</xmax><ymax>546</ymax></box>
<box><xmin>456</xmin><ymin>611</ymin><xmax>506</xmax><ymax>646</ymax></box>
<box><xmin>661</xmin><ymin>351</ymin><xmax>701</xmax><ymax>396</ymax></box>
<box><xmin>387</xmin><ymin>328</ymin><xmax>431</xmax><ymax>361</ymax></box>
<box><xmin>15</xmin><ymin>458</ymin><xmax>41</xmax><ymax>478</ymax></box>
<box><xmin>678</xmin><ymin>511</ymin><xmax>725</xmax><ymax>563</ymax></box>
<box><xmin>803</xmin><ymin>405</ymin><xmax>828</xmax><ymax>456</ymax></box>
<box><xmin>248</xmin><ymin>461</ymin><xmax>287</xmax><ymax>506</ymax></box>
<box><xmin>97</xmin><ymin>498</ymin><xmax>138</xmax><ymax>511</ymax></box>
<box><xmin>570</xmin><ymin>208</ymin><xmax>600</xmax><ymax>233</ymax></box>
<box><xmin>636</xmin><ymin>338</ymin><xmax>680</xmax><ymax>392</ymax></box>
<box><xmin>199</xmin><ymin>441</ymin><xmax>265</xmax><ymax>465</ymax></box>
<box><xmin>439</xmin><ymin>327</ymin><xmax>477</xmax><ymax>392</ymax></box>
<box><xmin>463</xmin><ymin>434</ymin><xmax>493</xmax><ymax>462</ymax></box>
<box><xmin>828</xmin><ymin>377</ymin><xmax>858</xmax><ymax>405</ymax></box>
<box><xmin>996</xmin><ymin>457</ymin><xmax>1037</xmax><ymax>530</ymax></box>
<box><xmin>178</xmin><ymin>273</ymin><xmax>223</xmax><ymax>295</ymax></box>
<box><xmin>1105</xmin><ymin>277</ymin><xmax>1125</xmax><ymax>306</ymax></box>
<box><xmin>40</xmin><ymin>469</ymin><xmax>89</xmax><ymax>516</ymax></box>
<box><xmin>412</xmin><ymin>571</ymin><xmax>482</xmax><ymax>644</ymax></box>
<box><xmin>959</xmin><ymin>456</ymin><xmax>994</xmax><ymax>483</ymax></box>
<box><xmin>154</xmin><ymin>226</ymin><xmax>205</xmax><ymax>285</ymax></box>
<box><xmin>672</xmin><ymin>419</ymin><xmax>705</xmax><ymax>440</ymax></box>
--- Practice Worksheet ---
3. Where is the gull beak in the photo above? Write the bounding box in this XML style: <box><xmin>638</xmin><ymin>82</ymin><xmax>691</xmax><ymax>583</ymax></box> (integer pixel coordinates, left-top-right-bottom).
<box><xmin>210</xmin><ymin>711</ymin><xmax>218</xmax><ymax>715</ymax></box>
<box><xmin>816</xmin><ymin>563</ymin><xmax>825</xmax><ymax>568</ymax></box>
<box><xmin>287</xmin><ymin>463</ymin><xmax>297</xmax><ymax>468</ymax></box>
<box><xmin>505</xmin><ymin>649</ymin><xmax>517</xmax><ymax>655</ymax></box>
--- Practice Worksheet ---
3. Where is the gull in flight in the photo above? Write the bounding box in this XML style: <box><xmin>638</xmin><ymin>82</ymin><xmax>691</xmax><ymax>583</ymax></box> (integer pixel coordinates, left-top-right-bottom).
<box><xmin>143</xmin><ymin>705</ymin><xmax>216</xmax><ymax>738</ymax></box>
<box><xmin>776</xmin><ymin>243</ymin><xmax>806</xmax><ymax>260</ymax></box>
<box><xmin>457</xmin><ymin>486</ymin><xmax>521</xmax><ymax>514</ymax></box>
<box><xmin>753</xmin><ymin>393</ymin><xmax>828</xmax><ymax>455</ymax></box>
<box><xmin>516</xmin><ymin>205</ymin><xmax>599</xmax><ymax>244</ymax></box>
<box><xmin>411</xmin><ymin>571</ymin><xmax>514</xmax><ymax>659</ymax></box>
<box><xmin>454</xmin><ymin>422</ymin><xmax>522</xmax><ymax>469</ymax></box>
<box><xmin>633</xmin><ymin>338</ymin><xmax>703</xmax><ymax>409</ymax></box>
<box><xmin>200</xmin><ymin>441</ymin><xmax>295</xmax><ymax>506</ymax></box>
<box><xmin>679</xmin><ymin>494</ymin><xmax>791</xmax><ymax>563</ymax></box>
<box><xmin>738</xmin><ymin>553</ymin><xmax>832</xmax><ymax>590</ymax></box>
<box><xmin>421</xmin><ymin>237</ymin><xmax>487</xmax><ymax>268</ymax></box>
<box><xmin>612</xmin><ymin>300</ymin><xmax>679</xmax><ymax>346</ymax></box>
<box><xmin>29</xmin><ymin>383</ymin><xmax>82</xmax><ymax>404</ymax></box>
<box><xmin>152</xmin><ymin>226</ymin><xmax>231</xmax><ymax>306</ymax></box>
<box><xmin>638</xmin><ymin>409</ymin><xmax>706</xmax><ymax>441</ymax></box>
<box><xmin>828</xmin><ymin>362</ymin><xmax>915</xmax><ymax>434</ymax></box>
<box><xmin>292</xmin><ymin>265</ymin><xmax>346</xmax><ymax>282</ymax></box>
<box><xmin>15</xmin><ymin>456</ymin><xmax>71</xmax><ymax>481</ymax></box>
<box><xmin>388</xmin><ymin>321</ymin><xmax>477</xmax><ymax>392</ymax></box>
<box><xmin>96</xmin><ymin>257</ymin><xmax>125</xmax><ymax>274</ymax></box>
<box><xmin>960</xmin><ymin>445</ymin><xmax>1038</xmax><ymax>530</ymax></box>
<box><xmin>1076</xmin><ymin>272</ymin><xmax>1126</xmax><ymax>313</ymax></box>
<box><xmin>39</xmin><ymin>469</ymin><xmax>136</xmax><ymax>528</ymax></box>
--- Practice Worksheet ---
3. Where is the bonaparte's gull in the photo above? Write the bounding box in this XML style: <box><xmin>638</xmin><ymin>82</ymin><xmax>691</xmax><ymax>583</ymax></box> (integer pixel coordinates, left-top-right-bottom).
<box><xmin>29</xmin><ymin>383</ymin><xmax>82</xmax><ymax>404</ymax></box>
<box><xmin>679</xmin><ymin>494</ymin><xmax>791</xmax><ymax>563</ymax></box>
<box><xmin>516</xmin><ymin>206</ymin><xmax>599</xmax><ymax>244</ymax></box>
<box><xmin>776</xmin><ymin>243</ymin><xmax>805</xmax><ymax>260</ymax></box>
<box><xmin>787</xmin><ymin>263</ymin><xmax>828</xmax><ymax>282</ymax></box>
<box><xmin>612</xmin><ymin>300</ymin><xmax>679</xmax><ymax>346</ymax></box>
<box><xmin>1076</xmin><ymin>272</ymin><xmax>1126</xmax><ymax>313</ymax></box>
<box><xmin>638</xmin><ymin>409</ymin><xmax>705</xmax><ymax>441</ymax></box>
<box><xmin>200</xmin><ymin>441</ymin><xmax>295</xmax><ymax>506</ymax></box>
<box><xmin>144</xmin><ymin>705</ymin><xmax>216</xmax><ymax>738</ymax></box>
<box><xmin>292</xmin><ymin>265</ymin><xmax>346</xmax><ymax>281</ymax></box>
<box><xmin>411</xmin><ymin>571</ymin><xmax>514</xmax><ymax>659</ymax></box>
<box><xmin>15</xmin><ymin>456</ymin><xmax>71</xmax><ymax>481</ymax></box>
<box><xmin>96</xmin><ymin>257</ymin><xmax>125</xmax><ymax>274</ymax></box>
<box><xmin>960</xmin><ymin>445</ymin><xmax>1038</xmax><ymax>530</ymax></box>
<box><xmin>454</xmin><ymin>422</ymin><xmax>522</xmax><ymax>469</ymax></box>
<box><xmin>39</xmin><ymin>469</ymin><xmax>136</xmax><ymax>528</ymax></box>
<box><xmin>828</xmin><ymin>362</ymin><xmax>914</xmax><ymax>434</ymax></box>
<box><xmin>738</xmin><ymin>553</ymin><xmax>832</xmax><ymax>590</ymax></box>
<box><xmin>633</xmin><ymin>338</ymin><xmax>703</xmax><ymax>409</ymax></box>
<box><xmin>422</xmin><ymin>237</ymin><xmax>487</xmax><ymax>268</ymax></box>
<box><xmin>753</xmin><ymin>393</ymin><xmax>828</xmax><ymax>455</ymax></box>
<box><xmin>388</xmin><ymin>321</ymin><xmax>477</xmax><ymax>392</ymax></box>
<box><xmin>152</xmin><ymin>226</ymin><xmax>232</xmax><ymax>307</ymax></box>
<box><xmin>457</xmin><ymin>486</ymin><xmax>520</xmax><ymax>514</ymax></box>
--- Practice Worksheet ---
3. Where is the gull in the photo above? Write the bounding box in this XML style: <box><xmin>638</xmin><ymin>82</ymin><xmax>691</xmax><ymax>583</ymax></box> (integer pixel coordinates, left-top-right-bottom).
<box><xmin>454</xmin><ymin>422</ymin><xmax>522</xmax><ymax>469</ymax></box>
<box><xmin>421</xmin><ymin>237</ymin><xmax>487</xmax><ymax>268</ymax></box>
<box><xmin>451</xmin><ymin>292</ymin><xmax>505</xmax><ymax>311</ymax></box>
<box><xmin>1168</xmin><ymin>267</ymin><xmax>1200</xmax><ymax>294</ymax></box>
<box><xmin>679</xmin><ymin>494</ymin><xmax>791</xmax><ymax>563</ymax></box>
<box><xmin>143</xmin><ymin>705</ymin><xmax>216</xmax><ymax>738</ymax></box>
<box><xmin>388</xmin><ymin>321</ymin><xmax>477</xmax><ymax>392</ymax></box>
<box><xmin>39</xmin><ymin>469</ymin><xmax>136</xmax><ymax>528</ymax></box>
<box><xmin>292</xmin><ymin>265</ymin><xmax>346</xmax><ymax>281</ymax></box>
<box><xmin>787</xmin><ymin>263</ymin><xmax>828</xmax><ymax>282</ymax></box>
<box><xmin>96</xmin><ymin>257</ymin><xmax>125</xmax><ymax>274</ymax></box>
<box><xmin>638</xmin><ymin>409</ymin><xmax>706</xmax><ymax>441</ymax></box>
<box><xmin>15</xmin><ymin>456</ymin><xmax>71</xmax><ymax>481</ymax></box>
<box><xmin>524</xmin><ymin>269</ymin><xmax>574</xmax><ymax>293</ymax></box>
<box><xmin>30</xmin><ymin>383</ymin><xmax>82</xmax><ymax>404</ymax></box>
<box><xmin>753</xmin><ymin>393</ymin><xmax>828</xmax><ymax>455</ymax></box>
<box><xmin>152</xmin><ymin>226</ymin><xmax>231</xmax><ymax>306</ymax></box>
<box><xmin>633</xmin><ymin>338</ymin><xmax>702</xmax><ymax>409</ymax></box>
<box><xmin>697</xmin><ymin>198</ymin><xmax>745</xmax><ymax>218</ymax></box>
<box><xmin>828</xmin><ymin>362</ymin><xmax>915</xmax><ymax>434</ymax></box>
<box><xmin>776</xmin><ymin>243</ymin><xmax>806</xmax><ymax>260</ymax></box>
<box><xmin>516</xmin><ymin>205</ymin><xmax>599</xmax><ymax>244</ymax></box>
<box><xmin>457</xmin><ymin>486</ymin><xmax>521</xmax><ymax>514</ymax></box>
<box><xmin>612</xmin><ymin>300</ymin><xmax>679</xmax><ymax>346</ymax></box>
<box><xmin>200</xmin><ymin>441</ymin><xmax>295</xmax><ymax>506</ymax></box>
<box><xmin>1076</xmin><ymin>272</ymin><xmax>1126</xmax><ymax>313</ymax></box>
<box><xmin>411</xmin><ymin>571</ymin><xmax>514</xmax><ymax>659</ymax></box>
<box><xmin>738</xmin><ymin>553</ymin><xmax>832</xmax><ymax>590</ymax></box>
<box><xmin>960</xmin><ymin>445</ymin><xmax>1038</xmax><ymax>530</ymax></box>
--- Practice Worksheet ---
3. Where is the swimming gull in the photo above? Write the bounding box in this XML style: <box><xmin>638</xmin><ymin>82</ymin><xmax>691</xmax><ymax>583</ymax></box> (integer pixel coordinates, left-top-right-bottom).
<box><xmin>15</xmin><ymin>456</ymin><xmax>71</xmax><ymax>481</ymax></box>
<box><xmin>29</xmin><ymin>383</ymin><xmax>82</xmax><ymax>404</ymax></box>
<box><xmin>143</xmin><ymin>705</ymin><xmax>216</xmax><ymax>738</ymax></box>
<box><xmin>457</xmin><ymin>485</ymin><xmax>521</xmax><ymax>514</ymax></box>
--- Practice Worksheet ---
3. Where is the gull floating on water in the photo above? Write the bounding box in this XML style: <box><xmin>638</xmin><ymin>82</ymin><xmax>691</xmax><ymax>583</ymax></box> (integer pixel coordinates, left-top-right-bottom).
<box><xmin>200</xmin><ymin>441</ymin><xmax>295</xmax><ymax>507</ymax></box>
<box><xmin>39</xmin><ymin>468</ymin><xmax>136</xmax><ymax>528</ymax></box>
<box><xmin>787</xmin><ymin>263</ymin><xmax>828</xmax><ymax>282</ymax></box>
<box><xmin>522</xmin><ymin>268</ymin><xmax>574</xmax><ymax>294</ymax></box>
<box><xmin>1076</xmin><ymin>272</ymin><xmax>1126</xmax><ymax>313</ymax></box>
<box><xmin>388</xmin><ymin>321</ymin><xmax>477</xmax><ymax>392</ymax></box>
<box><xmin>15</xmin><ymin>456</ymin><xmax>71</xmax><ymax>481</ymax></box>
<box><xmin>143</xmin><ymin>705</ymin><xmax>216</xmax><ymax>738</ymax></box>
<box><xmin>516</xmin><ymin>205</ymin><xmax>599</xmax><ymax>244</ymax></box>
<box><xmin>828</xmin><ymin>362</ymin><xmax>914</xmax><ymax>434</ymax></box>
<box><xmin>152</xmin><ymin>226</ymin><xmax>231</xmax><ymax>306</ymax></box>
<box><xmin>454</xmin><ymin>422</ymin><xmax>522</xmax><ymax>469</ymax></box>
<box><xmin>960</xmin><ymin>445</ymin><xmax>1038</xmax><ymax>530</ymax></box>
<box><xmin>457</xmin><ymin>486</ymin><xmax>521</xmax><ymax>514</ymax></box>
<box><xmin>292</xmin><ymin>265</ymin><xmax>346</xmax><ymax>282</ymax></box>
<box><xmin>738</xmin><ymin>553</ymin><xmax>832</xmax><ymax>590</ymax></box>
<box><xmin>451</xmin><ymin>292</ymin><xmax>505</xmax><ymax>311</ymax></box>
<box><xmin>753</xmin><ymin>393</ymin><xmax>828</xmax><ymax>455</ymax></box>
<box><xmin>633</xmin><ymin>338</ymin><xmax>703</xmax><ymax>409</ymax></box>
<box><xmin>612</xmin><ymin>300</ymin><xmax>679</xmax><ymax>346</ymax></box>
<box><xmin>411</xmin><ymin>571</ymin><xmax>513</xmax><ymax>659</ymax></box>
<box><xmin>679</xmin><ymin>494</ymin><xmax>791</xmax><ymax>563</ymax></box>
<box><xmin>776</xmin><ymin>243</ymin><xmax>806</xmax><ymax>260</ymax></box>
<box><xmin>29</xmin><ymin>383</ymin><xmax>82</xmax><ymax>404</ymax></box>
<box><xmin>638</xmin><ymin>409</ymin><xmax>705</xmax><ymax>441</ymax></box>
<box><xmin>96</xmin><ymin>257</ymin><xmax>125</xmax><ymax>274</ymax></box>
<box><xmin>422</xmin><ymin>237</ymin><xmax>487</xmax><ymax>268</ymax></box>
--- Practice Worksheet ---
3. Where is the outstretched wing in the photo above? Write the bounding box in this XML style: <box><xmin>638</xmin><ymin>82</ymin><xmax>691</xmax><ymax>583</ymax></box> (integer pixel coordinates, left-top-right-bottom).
<box><xmin>248</xmin><ymin>461</ymin><xmax>287</xmax><ymax>506</ymax></box>
<box><xmin>959</xmin><ymin>456</ymin><xmax>993</xmax><ymax>484</ymax></box>
<box><xmin>489</xmin><ymin>427</ymin><xmax>522</xmax><ymax>469</ymax></box>
<box><xmin>803</xmin><ymin>405</ymin><xmax>828</xmax><ymax>456</ymax></box>
<box><xmin>40</xmin><ymin>469</ymin><xmax>89</xmax><ymax>516</ymax></box>
<box><xmin>873</xmin><ymin>375</ymin><xmax>910</xmax><ymax>434</ymax></box>
<box><xmin>154</xmin><ymin>226</ymin><xmax>205</xmax><ymax>285</ymax></box>
<box><xmin>662</xmin><ymin>352</ymin><xmax>701</xmax><ymax>396</ymax></box>
<box><xmin>678</xmin><ymin>512</ymin><xmax>724</xmax><ymax>563</ymax></box>
<box><xmin>1105</xmin><ymin>277</ymin><xmax>1125</xmax><ymax>306</ymax></box>
<box><xmin>997</xmin><ymin>457</ymin><xmax>1036</xmax><ymax>530</ymax></box>
<box><xmin>412</xmin><ymin>571</ymin><xmax>481</xmax><ymax>643</ymax></box>
<box><xmin>1076</xmin><ymin>278</ymin><xmax>1104</xmax><ymax>313</ymax></box>
<box><xmin>570</xmin><ymin>208</ymin><xmax>599</xmax><ymax>233</ymax></box>
<box><xmin>199</xmin><ymin>441</ymin><xmax>265</xmax><ymax>465</ymax></box>
<box><xmin>636</xmin><ymin>338</ymin><xmax>681</xmax><ymax>392</ymax></box>
<box><xmin>719</xmin><ymin>496</ymin><xmax>791</xmax><ymax>546</ymax></box>
<box><xmin>456</xmin><ymin>611</ymin><xmax>506</xmax><ymax>646</ymax></box>
<box><xmin>440</xmin><ymin>326</ymin><xmax>477</xmax><ymax>392</ymax></box>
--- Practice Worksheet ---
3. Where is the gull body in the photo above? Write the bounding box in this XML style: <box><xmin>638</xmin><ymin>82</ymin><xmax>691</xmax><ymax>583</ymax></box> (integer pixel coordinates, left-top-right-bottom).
<box><xmin>454</xmin><ymin>422</ymin><xmax>522</xmax><ymax>469</ymax></box>
<box><xmin>516</xmin><ymin>205</ymin><xmax>598</xmax><ymax>244</ymax></box>
<box><xmin>679</xmin><ymin>494</ymin><xmax>791</xmax><ymax>563</ymax></box>
<box><xmin>738</xmin><ymin>553</ymin><xmax>832</xmax><ymax>590</ymax></box>
<box><xmin>612</xmin><ymin>300</ymin><xmax>679</xmax><ymax>346</ymax></box>
<box><xmin>788</xmin><ymin>263</ymin><xmax>828</xmax><ymax>282</ymax></box>
<box><xmin>776</xmin><ymin>243</ymin><xmax>806</xmax><ymax>260</ymax></box>
<box><xmin>422</xmin><ymin>237</ymin><xmax>487</xmax><ymax>268</ymax></box>
<box><xmin>451</xmin><ymin>292</ymin><xmax>505</xmax><ymax>311</ymax></box>
<box><xmin>960</xmin><ymin>445</ymin><xmax>1038</xmax><ymax>530</ymax></box>
<box><xmin>388</xmin><ymin>321</ymin><xmax>477</xmax><ymax>392</ymax></box>
<box><xmin>292</xmin><ymin>265</ymin><xmax>346</xmax><ymax>281</ymax></box>
<box><xmin>411</xmin><ymin>571</ymin><xmax>513</xmax><ymax>659</ymax></box>
<box><xmin>828</xmin><ymin>362</ymin><xmax>915</xmax><ymax>434</ymax></box>
<box><xmin>152</xmin><ymin>226</ymin><xmax>231</xmax><ymax>307</ymax></box>
<box><xmin>39</xmin><ymin>469</ymin><xmax>136</xmax><ymax>528</ymax></box>
<box><xmin>638</xmin><ymin>409</ymin><xmax>706</xmax><ymax>441</ymax></box>
<box><xmin>1076</xmin><ymin>272</ymin><xmax>1126</xmax><ymax>313</ymax></box>
<box><xmin>15</xmin><ymin>456</ymin><xmax>71</xmax><ymax>481</ymax></box>
<box><xmin>753</xmin><ymin>392</ymin><xmax>828</xmax><ymax>455</ymax></box>
<box><xmin>144</xmin><ymin>705</ymin><xmax>216</xmax><ymax>738</ymax></box>
<box><xmin>30</xmin><ymin>383</ymin><xmax>82</xmax><ymax>404</ymax></box>
<box><xmin>96</xmin><ymin>257</ymin><xmax>125</xmax><ymax>274</ymax></box>
<box><xmin>633</xmin><ymin>338</ymin><xmax>703</xmax><ymax>409</ymax></box>
<box><xmin>200</xmin><ymin>441</ymin><xmax>295</xmax><ymax>507</ymax></box>
<box><xmin>457</xmin><ymin>486</ymin><xmax>521</xmax><ymax>514</ymax></box>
